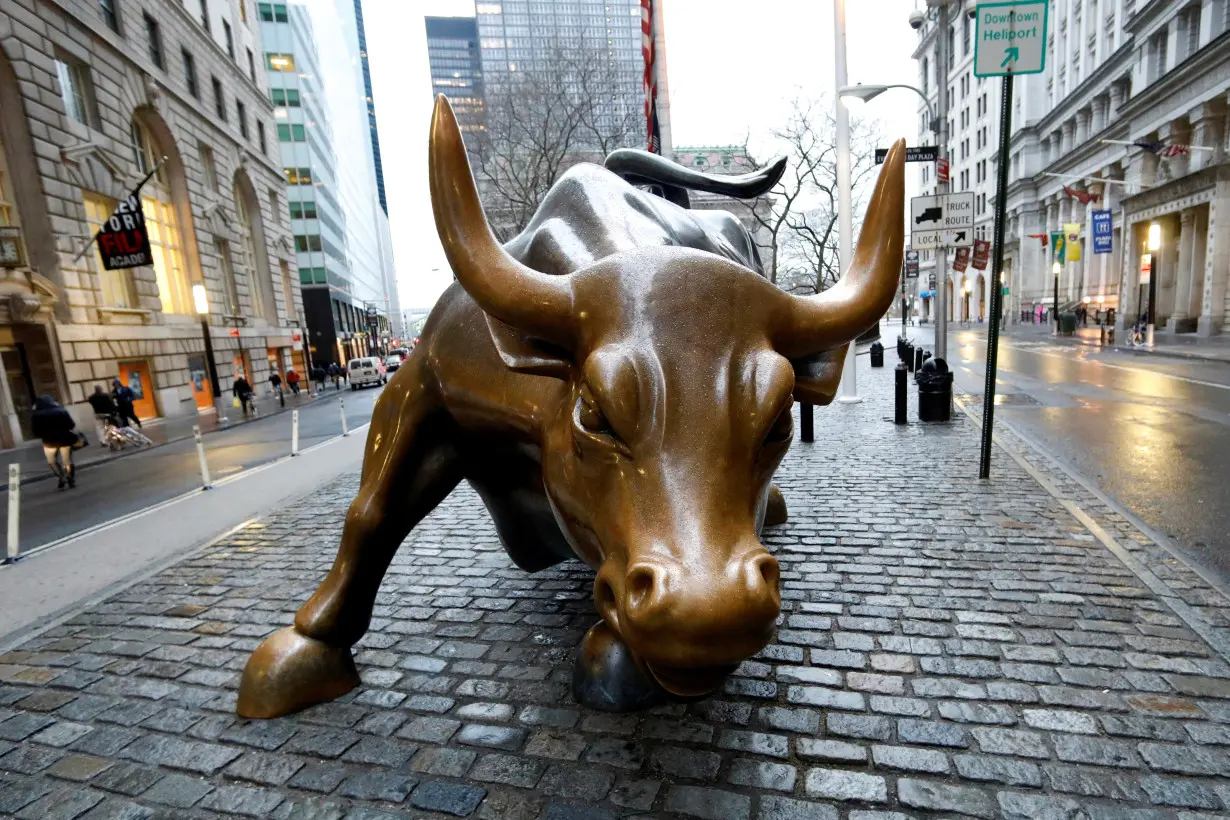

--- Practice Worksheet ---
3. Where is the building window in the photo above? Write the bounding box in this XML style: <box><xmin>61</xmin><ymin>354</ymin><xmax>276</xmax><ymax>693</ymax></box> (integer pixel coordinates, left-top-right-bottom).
<box><xmin>240</xmin><ymin>0</ymin><xmax>248</xmax><ymax>22</ymax></box>
<box><xmin>271</xmin><ymin>88</ymin><xmax>301</xmax><ymax>107</ymax></box>
<box><xmin>280</xmin><ymin>260</ymin><xmax>296</xmax><ymax>321</ymax></box>
<box><xmin>247</xmin><ymin>48</ymin><xmax>256</xmax><ymax>82</ymax></box>
<box><xmin>98</xmin><ymin>0</ymin><xmax>120</xmax><ymax>32</ymax></box>
<box><xmin>131</xmin><ymin>119</ymin><xmax>191</xmax><ymax>314</ymax></box>
<box><xmin>55</xmin><ymin>58</ymin><xmax>94</xmax><ymax>127</ymax></box>
<box><xmin>266</xmin><ymin>53</ymin><xmax>295</xmax><ymax>71</ymax></box>
<box><xmin>211</xmin><ymin>76</ymin><xmax>226</xmax><ymax>120</ymax></box>
<box><xmin>200</xmin><ymin>143</ymin><xmax>218</xmax><ymax>192</ymax></box>
<box><xmin>0</xmin><ymin>138</ymin><xmax>16</xmax><ymax>227</ymax></box>
<box><xmin>260</xmin><ymin>3</ymin><xmax>288</xmax><ymax>21</ymax></box>
<box><xmin>283</xmin><ymin>167</ymin><xmax>312</xmax><ymax>185</ymax></box>
<box><xmin>223</xmin><ymin>20</ymin><xmax>235</xmax><ymax>60</ymax></box>
<box><xmin>182</xmin><ymin>48</ymin><xmax>199</xmax><ymax>98</ymax></box>
<box><xmin>237</xmin><ymin>101</ymin><xmax>248</xmax><ymax>138</ymax></box>
<box><xmin>288</xmin><ymin>199</ymin><xmax>318</xmax><ymax>219</ymax></box>
<box><xmin>233</xmin><ymin>183</ymin><xmax>269</xmax><ymax>320</ymax></box>
<box><xmin>215</xmin><ymin>239</ymin><xmax>241</xmax><ymax>315</ymax></box>
<box><xmin>294</xmin><ymin>234</ymin><xmax>322</xmax><ymax>252</ymax></box>
<box><xmin>257</xmin><ymin>121</ymin><xmax>267</xmax><ymax>155</ymax></box>
<box><xmin>268</xmin><ymin>189</ymin><xmax>280</xmax><ymax>225</ymax></box>
<box><xmin>277</xmin><ymin>124</ymin><xmax>306</xmax><ymax>142</ymax></box>
<box><xmin>144</xmin><ymin>14</ymin><xmax>164</xmax><ymax>69</ymax></box>
<box><xmin>260</xmin><ymin>1</ymin><xmax>272</xmax><ymax>20</ymax></box>
<box><xmin>201</xmin><ymin>0</ymin><xmax>211</xmax><ymax>32</ymax></box>
<box><xmin>921</xmin><ymin>56</ymin><xmax>929</xmax><ymax>92</ymax></box>
<box><xmin>84</xmin><ymin>193</ymin><xmax>139</xmax><ymax>308</ymax></box>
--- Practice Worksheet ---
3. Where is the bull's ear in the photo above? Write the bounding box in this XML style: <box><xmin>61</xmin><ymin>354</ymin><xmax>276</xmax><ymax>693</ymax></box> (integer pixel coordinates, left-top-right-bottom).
<box><xmin>486</xmin><ymin>315</ymin><xmax>574</xmax><ymax>379</ymax></box>
<box><xmin>790</xmin><ymin>346</ymin><xmax>847</xmax><ymax>406</ymax></box>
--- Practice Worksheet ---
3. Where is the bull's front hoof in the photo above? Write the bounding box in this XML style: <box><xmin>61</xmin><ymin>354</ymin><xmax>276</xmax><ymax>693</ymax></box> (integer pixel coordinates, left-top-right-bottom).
<box><xmin>765</xmin><ymin>485</ymin><xmax>788</xmax><ymax>526</ymax></box>
<box><xmin>572</xmin><ymin>621</ymin><xmax>664</xmax><ymax>712</ymax></box>
<box><xmin>237</xmin><ymin>626</ymin><xmax>360</xmax><ymax>719</ymax></box>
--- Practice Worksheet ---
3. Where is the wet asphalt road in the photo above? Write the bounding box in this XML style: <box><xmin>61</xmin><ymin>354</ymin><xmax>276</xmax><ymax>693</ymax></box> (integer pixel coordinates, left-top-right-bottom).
<box><xmin>909</xmin><ymin>322</ymin><xmax>1230</xmax><ymax>590</ymax></box>
<box><xmin>2</xmin><ymin>385</ymin><xmax>384</xmax><ymax>553</ymax></box>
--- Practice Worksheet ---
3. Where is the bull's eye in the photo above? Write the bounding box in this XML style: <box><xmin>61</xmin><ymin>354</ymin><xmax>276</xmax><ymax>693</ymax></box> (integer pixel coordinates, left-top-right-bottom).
<box><xmin>579</xmin><ymin>396</ymin><xmax>608</xmax><ymax>433</ymax></box>
<box><xmin>574</xmin><ymin>386</ymin><xmax>628</xmax><ymax>455</ymax></box>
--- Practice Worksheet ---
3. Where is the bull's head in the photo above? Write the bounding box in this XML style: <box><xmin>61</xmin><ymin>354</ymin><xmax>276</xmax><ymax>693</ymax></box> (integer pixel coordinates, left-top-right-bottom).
<box><xmin>430</xmin><ymin>96</ymin><xmax>904</xmax><ymax>697</ymax></box>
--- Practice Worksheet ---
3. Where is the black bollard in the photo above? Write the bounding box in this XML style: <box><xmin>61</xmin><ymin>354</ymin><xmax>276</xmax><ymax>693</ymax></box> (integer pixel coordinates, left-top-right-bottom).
<box><xmin>914</xmin><ymin>347</ymin><xmax>924</xmax><ymax>373</ymax></box>
<box><xmin>800</xmin><ymin>402</ymin><xmax>814</xmax><ymax>443</ymax></box>
<box><xmin>906</xmin><ymin>344</ymin><xmax>915</xmax><ymax>372</ymax></box>
<box><xmin>894</xmin><ymin>363</ymin><xmax>907</xmax><ymax>425</ymax></box>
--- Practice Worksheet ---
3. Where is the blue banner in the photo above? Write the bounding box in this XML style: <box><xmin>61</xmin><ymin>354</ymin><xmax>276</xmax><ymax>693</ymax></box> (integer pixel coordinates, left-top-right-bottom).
<box><xmin>1092</xmin><ymin>210</ymin><xmax>1113</xmax><ymax>254</ymax></box>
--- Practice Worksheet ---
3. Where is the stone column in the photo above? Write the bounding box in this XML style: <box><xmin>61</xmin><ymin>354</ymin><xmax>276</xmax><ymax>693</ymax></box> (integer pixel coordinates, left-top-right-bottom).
<box><xmin>1188</xmin><ymin>101</ymin><xmax>1226</xmax><ymax>173</ymax></box>
<box><xmin>1168</xmin><ymin>209</ymin><xmax>1197</xmax><ymax>331</ymax></box>
<box><xmin>1091</xmin><ymin>96</ymin><xmax>1107</xmax><ymax>133</ymax></box>
<box><xmin>1108</xmin><ymin>82</ymin><xmax>1125</xmax><ymax>121</ymax></box>
<box><xmin>1117</xmin><ymin>219</ymin><xmax>1140</xmax><ymax>335</ymax></box>
<box><xmin>1061</xmin><ymin>120</ymin><xmax>1075</xmax><ymax>155</ymax></box>
<box><xmin>1198</xmin><ymin>186</ymin><xmax>1230</xmax><ymax>336</ymax></box>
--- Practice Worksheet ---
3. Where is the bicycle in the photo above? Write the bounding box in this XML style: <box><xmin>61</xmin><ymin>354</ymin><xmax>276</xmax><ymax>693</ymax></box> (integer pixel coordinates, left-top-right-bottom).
<box><xmin>102</xmin><ymin>415</ymin><xmax>154</xmax><ymax>451</ymax></box>
<box><xmin>1128</xmin><ymin>323</ymin><xmax>1147</xmax><ymax>348</ymax></box>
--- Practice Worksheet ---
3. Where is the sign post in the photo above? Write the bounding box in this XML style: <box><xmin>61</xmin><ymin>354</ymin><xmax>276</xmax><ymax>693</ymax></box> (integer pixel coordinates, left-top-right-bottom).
<box><xmin>910</xmin><ymin>193</ymin><xmax>976</xmax><ymax>251</ymax></box>
<box><xmin>974</xmin><ymin>0</ymin><xmax>1047</xmax><ymax>480</ymax></box>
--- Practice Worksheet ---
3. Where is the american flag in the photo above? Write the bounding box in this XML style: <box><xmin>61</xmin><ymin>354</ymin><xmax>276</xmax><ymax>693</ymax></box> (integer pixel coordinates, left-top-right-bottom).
<box><xmin>641</xmin><ymin>0</ymin><xmax>661</xmax><ymax>154</ymax></box>
<box><xmin>1134</xmin><ymin>140</ymin><xmax>1191</xmax><ymax>157</ymax></box>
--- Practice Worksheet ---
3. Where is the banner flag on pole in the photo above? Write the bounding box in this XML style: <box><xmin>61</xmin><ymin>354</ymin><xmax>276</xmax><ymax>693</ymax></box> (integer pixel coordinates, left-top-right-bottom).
<box><xmin>641</xmin><ymin>0</ymin><xmax>661</xmax><ymax>154</ymax></box>
<box><xmin>1051</xmin><ymin>231</ymin><xmax>1066</xmax><ymax>265</ymax></box>
<box><xmin>95</xmin><ymin>175</ymin><xmax>156</xmax><ymax>271</ymax></box>
<box><xmin>1063</xmin><ymin>222</ymin><xmax>1082</xmax><ymax>262</ymax></box>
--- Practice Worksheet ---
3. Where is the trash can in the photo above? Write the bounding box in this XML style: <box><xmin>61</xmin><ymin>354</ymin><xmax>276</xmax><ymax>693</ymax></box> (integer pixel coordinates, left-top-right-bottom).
<box><xmin>1059</xmin><ymin>312</ymin><xmax>1077</xmax><ymax>335</ymax></box>
<box><xmin>917</xmin><ymin>357</ymin><xmax>953</xmax><ymax>422</ymax></box>
<box><xmin>870</xmin><ymin>342</ymin><xmax>884</xmax><ymax>368</ymax></box>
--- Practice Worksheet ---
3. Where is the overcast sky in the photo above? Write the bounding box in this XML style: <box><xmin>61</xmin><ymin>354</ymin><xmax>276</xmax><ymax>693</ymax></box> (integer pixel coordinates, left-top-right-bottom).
<box><xmin>364</xmin><ymin>0</ymin><xmax>924</xmax><ymax>311</ymax></box>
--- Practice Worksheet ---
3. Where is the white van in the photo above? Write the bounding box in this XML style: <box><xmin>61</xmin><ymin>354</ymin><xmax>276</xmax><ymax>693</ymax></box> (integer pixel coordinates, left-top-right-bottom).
<box><xmin>347</xmin><ymin>357</ymin><xmax>386</xmax><ymax>389</ymax></box>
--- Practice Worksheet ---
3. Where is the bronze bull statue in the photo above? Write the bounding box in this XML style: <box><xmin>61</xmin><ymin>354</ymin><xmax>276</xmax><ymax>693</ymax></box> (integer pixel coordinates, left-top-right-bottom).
<box><xmin>237</xmin><ymin>96</ymin><xmax>905</xmax><ymax>718</ymax></box>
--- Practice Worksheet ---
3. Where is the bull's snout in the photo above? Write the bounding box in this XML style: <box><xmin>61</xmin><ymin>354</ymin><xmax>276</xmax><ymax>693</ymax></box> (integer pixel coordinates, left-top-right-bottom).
<box><xmin>622</xmin><ymin>552</ymin><xmax>780</xmax><ymax>630</ymax></box>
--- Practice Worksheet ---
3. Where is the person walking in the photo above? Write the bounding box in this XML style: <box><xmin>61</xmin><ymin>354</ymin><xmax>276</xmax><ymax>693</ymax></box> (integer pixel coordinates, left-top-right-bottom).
<box><xmin>269</xmin><ymin>370</ymin><xmax>282</xmax><ymax>398</ymax></box>
<box><xmin>286</xmin><ymin>369</ymin><xmax>301</xmax><ymax>396</ymax></box>
<box><xmin>233</xmin><ymin>375</ymin><xmax>255</xmax><ymax>416</ymax></box>
<box><xmin>111</xmin><ymin>379</ymin><xmax>142</xmax><ymax>428</ymax></box>
<box><xmin>31</xmin><ymin>395</ymin><xmax>80</xmax><ymax>489</ymax></box>
<box><xmin>312</xmin><ymin>365</ymin><xmax>326</xmax><ymax>393</ymax></box>
<box><xmin>328</xmin><ymin>361</ymin><xmax>341</xmax><ymax>390</ymax></box>
<box><xmin>86</xmin><ymin>385</ymin><xmax>117</xmax><ymax>445</ymax></box>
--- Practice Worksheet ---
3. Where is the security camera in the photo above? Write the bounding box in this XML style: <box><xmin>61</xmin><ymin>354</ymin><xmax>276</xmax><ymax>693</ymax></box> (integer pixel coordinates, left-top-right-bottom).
<box><xmin>908</xmin><ymin>9</ymin><xmax>925</xmax><ymax>29</ymax></box>
<box><xmin>965</xmin><ymin>1</ymin><xmax>977</xmax><ymax>19</ymax></box>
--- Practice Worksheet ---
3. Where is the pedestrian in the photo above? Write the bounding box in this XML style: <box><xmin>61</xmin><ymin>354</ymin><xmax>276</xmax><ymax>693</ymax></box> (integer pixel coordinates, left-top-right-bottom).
<box><xmin>86</xmin><ymin>384</ymin><xmax>117</xmax><ymax>445</ymax></box>
<box><xmin>328</xmin><ymin>362</ymin><xmax>341</xmax><ymax>390</ymax></box>
<box><xmin>233</xmin><ymin>374</ymin><xmax>255</xmax><ymax>416</ymax></box>
<box><xmin>312</xmin><ymin>365</ymin><xmax>326</xmax><ymax>393</ymax></box>
<box><xmin>31</xmin><ymin>395</ymin><xmax>80</xmax><ymax>489</ymax></box>
<box><xmin>286</xmin><ymin>369</ymin><xmax>301</xmax><ymax>396</ymax></box>
<box><xmin>269</xmin><ymin>370</ymin><xmax>283</xmax><ymax>397</ymax></box>
<box><xmin>111</xmin><ymin>378</ymin><xmax>142</xmax><ymax>428</ymax></box>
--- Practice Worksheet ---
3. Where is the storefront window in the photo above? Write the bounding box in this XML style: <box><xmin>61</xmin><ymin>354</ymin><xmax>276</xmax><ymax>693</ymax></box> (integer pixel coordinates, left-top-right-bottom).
<box><xmin>83</xmin><ymin>193</ymin><xmax>139</xmax><ymax>308</ymax></box>
<box><xmin>130</xmin><ymin>119</ymin><xmax>191</xmax><ymax>314</ymax></box>
<box><xmin>215</xmin><ymin>238</ymin><xmax>241</xmax><ymax>315</ymax></box>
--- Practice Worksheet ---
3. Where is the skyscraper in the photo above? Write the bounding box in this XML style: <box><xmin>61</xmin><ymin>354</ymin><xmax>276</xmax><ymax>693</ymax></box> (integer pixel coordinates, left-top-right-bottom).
<box><xmin>425</xmin><ymin>17</ymin><xmax>485</xmax><ymax>154</ymax></box>
<box><xmin>259</xmin><ymin>0</ymin><xmax>398</xmax><ymax>366</ymax></box>
<box><xmin>353</xmin><ymin>0</ymin><xmax>388</xmax><ymax>215</ymax></box>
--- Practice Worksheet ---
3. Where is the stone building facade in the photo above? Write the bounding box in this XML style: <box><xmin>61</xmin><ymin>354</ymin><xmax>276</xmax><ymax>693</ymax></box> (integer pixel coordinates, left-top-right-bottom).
<box><xmin>673</xmin><ymin>146</ymin><xmax>776</xmax><ymax>280</ymax></box>
<box><xmin>0</xmin><ymin>0</ymin><xmax>304</xmax><ymax>446</ymax></box>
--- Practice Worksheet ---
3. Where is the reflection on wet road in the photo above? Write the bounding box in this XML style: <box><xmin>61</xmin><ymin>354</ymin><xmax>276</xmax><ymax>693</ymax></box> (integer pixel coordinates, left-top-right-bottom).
<box><xmin>934</xmin><ymin>326</ymin><xmax>1230</xmax><ymax>589</ymax></box>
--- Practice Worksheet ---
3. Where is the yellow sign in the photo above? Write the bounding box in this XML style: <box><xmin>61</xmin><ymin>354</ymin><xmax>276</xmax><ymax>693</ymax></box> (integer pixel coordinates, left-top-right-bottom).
<box><xmin>1063</xmin><ymin>223</ymin><xmax>1082</xmax><ymax>261</ymax></box>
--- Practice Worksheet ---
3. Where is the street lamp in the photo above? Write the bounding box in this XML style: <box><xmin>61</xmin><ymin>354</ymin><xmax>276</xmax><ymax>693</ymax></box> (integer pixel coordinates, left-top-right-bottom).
<box><xmin>1146</xmin><ymin>222</ymin><xmax>1160</xmax><ymax>346</ymax></box>
<box><xmin>193</xmin><ymin>284</ymin><xmax>226</xmax><ymax>421</ymax></box>
<box><xmin>838</xmin><ymin>83</ymin><xmax>939</xmax><ymax>133</ymax></box>
<box><xmin>834</xmin><ymin>0</ymin><xmax>861</xmax><ymax>404</ymax></box>
<box><xmin>1052</xmin><ymin>261</ymin><xmax>1062</xmax><ymax>333</ymax></box>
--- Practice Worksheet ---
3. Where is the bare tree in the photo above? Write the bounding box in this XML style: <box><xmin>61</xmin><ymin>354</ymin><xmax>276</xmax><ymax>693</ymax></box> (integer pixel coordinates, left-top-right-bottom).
<box><xmin>745</xmin><ymin>95</ymin><xmax>883</xmax><ymax>291</ymax></box>
<box><xmin>473</xmin><ymin>43</ymin><xmax>643</xmax><ymax>239</ymax></box>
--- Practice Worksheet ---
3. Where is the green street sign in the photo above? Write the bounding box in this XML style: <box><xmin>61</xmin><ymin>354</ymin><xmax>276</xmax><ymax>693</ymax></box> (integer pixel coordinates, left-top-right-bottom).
<box><xmin>974</xmin><ymin>1</ymin><xmax>1048</xmax><ymax>78</ymax></box>
<box><xmin>1002</xmin><ymin>286</ymin><xmax>1010</xmax><ymax>296</ymax></box>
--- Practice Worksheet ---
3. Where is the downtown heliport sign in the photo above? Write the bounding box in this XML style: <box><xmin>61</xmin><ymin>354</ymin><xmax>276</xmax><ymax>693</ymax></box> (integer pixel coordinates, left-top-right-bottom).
<box><xmin>974</xmin><ymin>1</ymin><xmax>1048</xmax><ymax>78</ymax></box>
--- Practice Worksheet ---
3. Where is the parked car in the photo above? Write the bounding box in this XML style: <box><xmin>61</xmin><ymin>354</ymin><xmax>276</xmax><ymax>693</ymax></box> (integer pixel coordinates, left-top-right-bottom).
<box><xmin>347</xmin><ymin>357</ymin><xmax>386</xmax><ymax>389</ymax></box>
<box><xmin>384</xmin><ymin>353</ymin><xmax>405</xmax><ymax>373</ymax></box>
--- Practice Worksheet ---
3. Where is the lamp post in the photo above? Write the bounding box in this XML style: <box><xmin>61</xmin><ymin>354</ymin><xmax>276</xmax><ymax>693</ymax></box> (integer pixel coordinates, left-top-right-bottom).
<box><xmin>1052</xmin><ymin>261</ymin><xmax>1061</xmax><ymax>333</ymax></box>
<box><xmin>193</xmin><ymin>284</ymin><xmax>227</xmax><ymax>423</ymax></box>
<box><xmin>1146</xmin><ymin>222</ymin><xmax>1160</xmax><ymax>347</ymax></box>
<box><xmin>834</xmin><ymin>0</ymin><xmax>861</xmax><ymax>404</ymax></box>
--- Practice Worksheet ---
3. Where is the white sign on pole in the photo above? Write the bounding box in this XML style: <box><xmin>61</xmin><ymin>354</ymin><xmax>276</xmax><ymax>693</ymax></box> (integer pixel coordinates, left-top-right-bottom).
<box><xmin>974</xmin><ymin>1</ymin><xmax>1048</xmax><ymax>77</ymax></box>
<box><xmin>910</xmin><ymin>193</ymin><xmax>975</xmax><ymax>250</ymax></box>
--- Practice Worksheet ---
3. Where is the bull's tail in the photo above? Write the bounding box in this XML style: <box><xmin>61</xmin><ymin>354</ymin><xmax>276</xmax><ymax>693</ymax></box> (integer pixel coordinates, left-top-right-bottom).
<box><xmin>603</xmin><ymin>149</ymin><xmax>786</xmax><ymax>209</ymax></box>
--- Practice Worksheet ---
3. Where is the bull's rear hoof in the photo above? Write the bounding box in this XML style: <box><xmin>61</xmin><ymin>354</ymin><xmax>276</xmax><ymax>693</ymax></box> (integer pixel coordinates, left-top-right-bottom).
<box><xmin>765</xmin><ymin>485</ymin><xmax>788</xmax><ymax>527</ymax></box>
<box><xmin>237</xmin><ymin>626</ymin><xmax>360</xmax><ymax>719</ymax></box>
<box><xmin>572</xmin><ymin>621</ymin><xmax>664</xmax><ymax>712</ymax></box>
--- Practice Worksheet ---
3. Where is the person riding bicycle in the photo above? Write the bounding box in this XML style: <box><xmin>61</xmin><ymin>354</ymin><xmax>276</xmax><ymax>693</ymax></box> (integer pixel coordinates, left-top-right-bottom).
<box><xmin>87</xmin><ymin>385</ymin><xmax>117</xmax><ymax>446</ymax></box>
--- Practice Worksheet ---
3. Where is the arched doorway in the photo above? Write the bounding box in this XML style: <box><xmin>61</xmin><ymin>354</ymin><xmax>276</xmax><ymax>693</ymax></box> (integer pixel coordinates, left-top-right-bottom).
<box><xmin>233</xmin><ymin>169</ymin><xmax>277</xmax><ymax>326</ymax></box>
<box><xmin>0</xmin><ymin>44</ymin><xmax>67</xmax><ymax>445</ymax></box>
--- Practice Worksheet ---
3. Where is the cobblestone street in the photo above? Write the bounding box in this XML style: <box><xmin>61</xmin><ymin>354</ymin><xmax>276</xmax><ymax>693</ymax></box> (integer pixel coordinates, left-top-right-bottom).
<box><xmin>2</xmin><ymin>358</ymin><xmax>1229</xmax><ymax>819</ymax></box>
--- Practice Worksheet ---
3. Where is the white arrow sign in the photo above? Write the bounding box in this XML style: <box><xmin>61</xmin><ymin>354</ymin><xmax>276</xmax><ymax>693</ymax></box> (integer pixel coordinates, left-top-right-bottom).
<box><xmin>910</xmin><ymin>193</ymin><xmax>975</xmax><ymax>250</ymax></box>
<box><xmin>974</xmin><ymin>1</ymin><xmax>1048</xmax><ymax>78</ymax></box>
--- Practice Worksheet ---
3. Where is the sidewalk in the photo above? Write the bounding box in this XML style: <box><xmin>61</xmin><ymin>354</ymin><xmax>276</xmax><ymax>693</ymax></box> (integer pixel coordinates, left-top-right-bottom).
<box><xmin>0</xmin><ymin>356</ymin><xmax>1228</xmax><ymax>819</ymax></box>
<box><xmin>0</xmin><ymin>384</ymin><xmax>348</xmax><ymax>486</ymax></box>
<box><xmin>1001</xmin><ymin>320</ymin><xmax>1230</xmax><ymax>363</ymax></box>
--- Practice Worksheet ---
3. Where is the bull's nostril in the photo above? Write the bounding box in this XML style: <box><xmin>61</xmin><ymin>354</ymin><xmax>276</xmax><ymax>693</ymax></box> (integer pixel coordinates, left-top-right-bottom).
<box><xmin>753</xmin><ymin>554</ymin><xmax>780</xmax><ymax>591</ymax></box>
<box><xmin>595</xmin><ymin>577</ymin><xmax>617</xmax><ymax>614</ymax></box>
<box><xmin>625</xmin><ymin>564</ymin><xmax>658</xmax><ymax>612</ymax></box>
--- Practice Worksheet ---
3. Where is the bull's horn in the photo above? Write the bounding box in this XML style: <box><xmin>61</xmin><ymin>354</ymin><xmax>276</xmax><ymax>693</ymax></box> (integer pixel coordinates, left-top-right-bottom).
<box><xmin>429</xmin><ymin>95</ymin><xmax>574</xmax><ymax>345</ymax></box>
<box><xmin>774</xmin><ymin>139</ymin><xmax>906</xmax><ymax>358</ymax></box>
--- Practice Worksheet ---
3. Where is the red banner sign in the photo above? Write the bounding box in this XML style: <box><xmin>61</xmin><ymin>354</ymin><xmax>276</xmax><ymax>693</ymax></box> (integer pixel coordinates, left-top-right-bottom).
<box><xmin>937</xmin><ymin>157</ymin><xmax>950</xmax><ymax>184</ymax></box>
<box><xmin>953</xmin><ymin>247</ymin><xmax>970</xmax><ymax>272</ymax></box>
<box><xmin>971</xmin><ymin>239</ymin><xmax>990</xmax><ymax>270</ymax></box>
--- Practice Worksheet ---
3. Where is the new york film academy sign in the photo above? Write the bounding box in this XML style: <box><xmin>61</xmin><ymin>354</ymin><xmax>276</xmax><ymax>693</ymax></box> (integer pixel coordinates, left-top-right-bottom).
<box><xmin>96</xmin><ymin>193</ymin><xmax>153</xmax><ymax>271</ymax></box>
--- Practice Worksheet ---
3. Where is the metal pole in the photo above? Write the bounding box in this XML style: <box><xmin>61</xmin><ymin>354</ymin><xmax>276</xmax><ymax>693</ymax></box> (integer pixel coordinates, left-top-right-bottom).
<box><xmin>291</xmin><ymin>409</ymin><xmax>300</xmax><ymax>456</ymax></box>
<box><xmin>934</xmin><ymin>0</ymin><xmax>951</xmax><ymax>362</ymax></box>
<box><xmin>1146</xmin><ymin>248</ymin><xmax>1157</xmax><ymax>347</ymax></box>
<box><xmin>834</xmin><ymin>0</ymin><xmax>861</xmax><ymax>403</ymax></box>
<box><xmin>979</xmin><ymin>71</ymin><xmax>1015</xmax><ymax>480</ymax></box>
<box><xmin>340</xmin><ymin>398</ymin><xmax>349</xmax><ymax>437</ymax></box>
<box><xmin>5</xmin><ymin>464</ymin><xmax>19</xmax><ymax>564</ymax></box>
<box><xmin>194</xmin><ymin>425</ymin><xmax>212</xmax><ymax>489</ymax></box>
<box><xmin>800</xmin><ymin>403</ymin><xmax>814</xmax><ymax>443</ymax></box>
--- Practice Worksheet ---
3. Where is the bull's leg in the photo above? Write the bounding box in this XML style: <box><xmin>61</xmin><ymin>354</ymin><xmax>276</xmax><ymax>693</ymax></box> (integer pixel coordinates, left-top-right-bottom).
<box><xmin>765</xmin><ymin>484</ymin><xmax>788</xmax><ymax>526</ymax></box>
<box><xmin>238</xmin><ymin>368</ymin><xmax>460</xmax><ymax>718</ymax></box>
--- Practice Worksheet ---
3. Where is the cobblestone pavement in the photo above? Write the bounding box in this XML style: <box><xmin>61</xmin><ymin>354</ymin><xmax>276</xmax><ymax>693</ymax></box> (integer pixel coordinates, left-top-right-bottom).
<box><xmin>2</xmin><ymin>357</ymin><xmax>1229</xmax><ymax>819</ymax></box>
